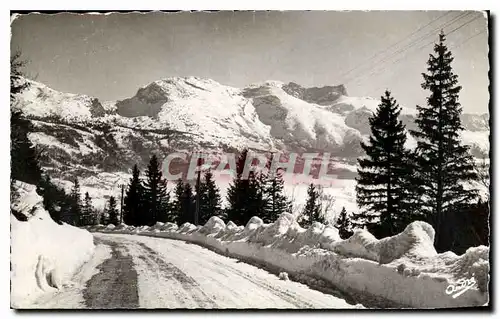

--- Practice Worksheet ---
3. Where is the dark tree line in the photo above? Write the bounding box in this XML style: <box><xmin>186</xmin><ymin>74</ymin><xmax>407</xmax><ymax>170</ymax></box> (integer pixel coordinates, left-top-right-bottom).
<box><xmin>352</xmin><ymin>32</ymin><xmax>489</xmax><ymax>253</ymax></box>
<box><xmin>225</xmin><ymin>150</ymin><xmax>292</xmax><ymax>226</ymax></box>
<box><xmin>121</xmin><ymin>155</ymin><xmax>223</xmax><ymax>226</ymax></box>
<box><xmin>120</xmin><ymin>150</ymin><xmax>299</xmax><ymax>228</ymax></box>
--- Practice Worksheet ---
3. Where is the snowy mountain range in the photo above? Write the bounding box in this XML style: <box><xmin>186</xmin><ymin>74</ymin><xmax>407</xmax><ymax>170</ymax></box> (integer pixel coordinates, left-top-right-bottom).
<box><xmin>13</xmin><ymin>77</ymin><xmax>490</xmax><ymax>211</ymax></box>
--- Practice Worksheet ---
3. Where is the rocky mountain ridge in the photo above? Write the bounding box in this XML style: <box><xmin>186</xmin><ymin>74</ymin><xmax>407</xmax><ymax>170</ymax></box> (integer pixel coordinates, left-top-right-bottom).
<box><xmin>12</xmin><ymin>77</ymin><xmax>490</xmax><ymax>209</ymax></box>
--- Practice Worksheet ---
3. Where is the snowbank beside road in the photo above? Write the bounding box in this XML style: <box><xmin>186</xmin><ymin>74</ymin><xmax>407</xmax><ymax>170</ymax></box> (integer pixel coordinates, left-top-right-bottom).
<box><xmin>11</xmin><ymin>182</ymin><xmax>95</xmax><ymax>308</ymax></box>
<box><xmin>88</xmin><ymin>214</ymin><xmax>489</xmax><ymax>308</ymax></box>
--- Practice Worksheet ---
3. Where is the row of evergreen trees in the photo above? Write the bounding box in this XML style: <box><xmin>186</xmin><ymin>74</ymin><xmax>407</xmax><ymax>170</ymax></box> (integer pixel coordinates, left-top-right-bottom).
<box><xmin>119</xmin><ymin>150</ymin><xmax>298</xmax><ymax>227</ymax></box>
<box><xmin>121</xmin><ymin>155</ymin><xmax>222</xmax><ymax>227</ymax></box>
<box><xmin>353</xmin><ymin>32</ymin><xmax>488</xmax><ymax>252</ymax></box>
<box><xmin>93</xmin><ymin>150</ymin><xmax>353</xmax><ymax>238</ymax></box>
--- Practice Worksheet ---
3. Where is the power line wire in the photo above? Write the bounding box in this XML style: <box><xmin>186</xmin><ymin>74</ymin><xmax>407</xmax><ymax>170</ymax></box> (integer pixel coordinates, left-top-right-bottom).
<box><xmin>347</xmin><ymin>12</ymin><xmax>481</xmax><ymax>88</ymax></box>
<box><xmin>337</xmin><ymin>11</ymin><xmax>452</xmax><ymax>80</ymax></box>
<box><xmin>343</xmin><ymin>12</ymin><xmax>473</xmax><ymax>85</ymax></box>
<box><xmin>450</xmin><ymin>29</ymin><xmax>486</xmax><ymax>50</ymax></box>
<box><xmin>365</xmin><ymin>26</ymin><xmax>485</xmax><ymax>97</ymax></box>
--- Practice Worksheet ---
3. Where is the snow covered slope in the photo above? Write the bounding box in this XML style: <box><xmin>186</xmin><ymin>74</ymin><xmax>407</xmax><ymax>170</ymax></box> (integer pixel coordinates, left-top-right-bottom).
<box><xmin>11</xmin><ymin>181</ymin><xmax>95</xmax><ymax>308</ymax></box>
<box><xmin>12</xmin><ymin>77</ymin><xmax>489</xmax><ymax>211</ymax></box>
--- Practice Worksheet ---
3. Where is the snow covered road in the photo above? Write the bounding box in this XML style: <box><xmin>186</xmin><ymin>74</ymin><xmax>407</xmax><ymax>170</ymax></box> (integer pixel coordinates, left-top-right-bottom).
<box><xmin>35</xmin><ymin>233</ymin><xmax>359</xmax><ymax>309</ymax></box>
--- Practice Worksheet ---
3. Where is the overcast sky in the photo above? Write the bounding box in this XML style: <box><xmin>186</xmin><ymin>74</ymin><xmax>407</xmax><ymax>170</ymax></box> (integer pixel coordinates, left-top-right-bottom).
<box><xmin>11</xmin><ymin>11</ymin><xmax>489</xmax><ymax>113</ymax></box>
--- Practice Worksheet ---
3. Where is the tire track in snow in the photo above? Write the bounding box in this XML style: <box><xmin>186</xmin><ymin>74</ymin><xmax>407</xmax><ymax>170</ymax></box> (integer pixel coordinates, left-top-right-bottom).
<box><xmin>155</xmin><ymin>240</ymin><xmax>324</xmax><ymax>308</ymax></box>
<box><xmin>82</xmin><ymin>238</ymin><xmax>139</xmax><ymax>309</ymax></box>
<box><xmin>93</xmin><ymin>233</ymin><xmax>358</xmax><ymax>309</ymax></box>
<box><xmin>180</xmin><ymin>246</ymin><xmax>318</xmax><ymax>308</ymax></box>
<box><xmin>134</xmin><ymin>242</ymin><xmax>218</xmax><ymax>308</ymax></box>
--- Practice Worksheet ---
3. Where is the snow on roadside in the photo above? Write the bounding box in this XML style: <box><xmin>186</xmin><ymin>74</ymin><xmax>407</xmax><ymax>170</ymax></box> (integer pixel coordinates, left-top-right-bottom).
<box><xmin>11</xmin><ymin>181</ymin><xmax>95</xmax><ymax>308</ymax></box>
<box><xmin>89</xmin><ymin>214</ymin><xmax>489</xmax><ymax>308</ymax></box>
<box><xmin>29</xmin><ymin>243</ymin><xmax>112</xmax><ymax>309</ymax></box>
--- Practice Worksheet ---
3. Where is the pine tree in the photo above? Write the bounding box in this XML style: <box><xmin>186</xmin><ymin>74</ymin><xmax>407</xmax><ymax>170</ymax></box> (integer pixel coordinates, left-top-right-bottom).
<box><xmin>143</xmin><ymin>155</ymin><xmax>170</xmax><ymax>225</ymax></box>
<box><xmin>37</xmin><ymin>175</ymin><xmax>67</xmax><ymax>224</ymax></box>
<box><xmin>11</xmin><ymin>111</ymin><xmax>42</xmax><ymax>187</ymax></box>
<box><xmin>410</xmin><ymin>32</ymin><xmax>478</xmax><ymax>249</ymax></box>
<box><xmin>179</xmin><ymin>182</ymin><xmax>195</xmax><ymax>224</ymax></box>
<box><xmin>82</xmin><ymin>192</ymin><xmax>93</xmax><ymax>226</ymax></box>
<box><xmin>67</xmin><ymin>178</ymin><xmax>82</xmax><ymax>226</ymax></box>
<box><xmin>171</xmin><ymin>178</ymin><xmax>185</xmax><ymax>224</ymax></box>
<box><xmin>226</xmin><ymin>149</ymin><xmax>265</xmax><ymax>225</ymax></box>
<box><xmin>199</xmin><ymin>170</ymin><xmax>222</xmax><ymax>225</ymax></box>
<box><xmin>123</xmin><ymin>164</ymin><xmax>145</xmax><ymax>226</ymax></box>
<box><xmin>262</xmin><ymin>165</ymin><xmax>291</xmax><ymax>223</ymax></box>
<box><xmin>10</xmin><ymin>52</ymin><xmax>30</xmax><ymax>102</ymax></box>
<box><xmin>107</xmin><ymin>196</ymin><xmax>119</xmax><ymax>225</ymax></box>
<box><xmin>300</xmin><ymin>183</ymin><xmax>323</xmax><ymax>227</ymax></box>
<box><xmin>353</xmin><ymin>90</ymin><xmax>412</xmax><ymax>238</ymax></box>
<box><xmin>335</xmin><ymin>207</ymin><xmax>353</xmax><ymax>239</ymax></box>
<box><xmin>10</xmin><ymin>52</ymin><xmax>42</xmax><ymax>187</ymax></box>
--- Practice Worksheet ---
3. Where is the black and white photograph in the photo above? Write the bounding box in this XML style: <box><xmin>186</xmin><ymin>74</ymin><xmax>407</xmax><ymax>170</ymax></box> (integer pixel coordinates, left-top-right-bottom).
<box><xmin>9</xmin><ymin>10</ymin><xmax>490</xmax><ymax>310</ymax></box>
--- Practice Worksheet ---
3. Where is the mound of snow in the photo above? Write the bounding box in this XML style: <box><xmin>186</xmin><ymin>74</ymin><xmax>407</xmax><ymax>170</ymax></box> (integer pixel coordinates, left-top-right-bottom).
<box><xmin>378</xmin><ymin>221</ymin><xmax>437</xmax><ymax>264</ymax></box>
<box><xmin>11</xmin><ymin>181</ymin><xmax>95</xmax><ymax>308</ymax></box>
<box><xmin>437</xmin><ymin>245</ymin><xmax>490</xmax><ymax>292</ymax></box>
<box><xmin>332</xmin><ymin>228</ymin><xmax>379</xmax><ymax>261</ymax></box>
<box><xmin>244</xmin><ymin>216</ymin><xmax>264</xmax><ymax>232</ymax></box>
<box><xmin>114</xmin><ymin>223</ymin><xmax>129</xmax><ymax>231</ymax></box>
<box><xmin>160</xmin><ymin>222</ymin><xmax>178</xmax><ymax>232</ymax></box>
<box><xmin>179</xmin><ymin>222</ymin><xmax>198</xmax><ymax>233</ymax></box>
<box><xmin>278</xmin><ymin>222</ymin><xmax>323</xmax><ymax>253</ymax></box>
<box><xmin>198</xmin><ymin>216</ymin><xmax>226</xmax><ymax>235</ymax></box>
<box><xmin>153</xmin><ymin>222</ymin><xmax>165</xmax><ymax>230</ymax></box>
<box><xmin>226</xmin><ymin>221</ymin><xmax>238</xmax><ymax>230</ymax></box>
<box><xmin>278</xmin><ymin>272</ymin><xmax>290</xmax><ymax>281</ymax></box>
<box><xmin>252</xmin><ymin>213</ymin><xmax>297</xmax><ymax>246</ymax></box>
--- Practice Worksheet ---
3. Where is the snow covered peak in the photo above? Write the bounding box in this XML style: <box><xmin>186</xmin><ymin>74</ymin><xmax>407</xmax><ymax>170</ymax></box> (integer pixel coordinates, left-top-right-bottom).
<box><xmin>16</xmin><ymin>76</ymin><xmax>489</xmax><ymax>159</ymax></box>
<box><xmin>332</xmin><ymin>95</ymin><xmax>417</xmax><ymax>116</ymax></box>
<box><xmin>461</xmin><ymin>113</ymin><xmax>489</xmax><ymax>132</ymax></box>
<box><xmin>246</xmin><ymin>80</ymin><xmax>287</xmax><ymax>89</ymax></box>
<box><xmin>282</xmin><ymin>82</ymin><xmax>348</xmax><ymax>105</ymax></box>
<box><xmin>13</xmin><ymin>78</ymin><xmax>106</xmax><ymax>121</ymax></box>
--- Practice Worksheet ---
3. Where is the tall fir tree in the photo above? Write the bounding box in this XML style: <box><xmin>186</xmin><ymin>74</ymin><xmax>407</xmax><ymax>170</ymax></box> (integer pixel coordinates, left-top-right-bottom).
<box><xmin>123</xmin><ymin>164</ymin><xmax>145</xmax><ymax>226</ymax></box>
<box><xmin>199</xmin><ymin>170</ymin><xmax>222</xmax><ymax>225</ymax></box>
<box><xmin>262</xmin><ymin>159</ymin><xmax>291</xmax><ymax>223</ymax></box>
<box><xmin>143</xmin><ymin>155</ymin><xmax>170</xmax><ymax>225</ymax></box>
<box><xmin>11</xmin><ymin>111</ymin><xmax>42</xmax><ymax>187</ymax></box>
<box><xmin>179</xmin><ymin>182</ymin><xmax>195</xmax><ymax>224</ymax></box>
<box><xmin>82</xmin><ymin>192</ymin><xmax>93</xmax><ymax>226</ymax></box>
<box><xmin>226</xmin><ymin>149</ymin><xmax>265</xmax><ymax>225</ymax></box>
<box><xmin>335</xmin><ymin>207</ymin><xmax>353</xmax><ymax>239</ymax></box>
<box><xmin>353</xmin><ymin>90</ymin><xmax>412</xmax><ymax>238</ymax></box>
<box><xmin>37</xmin><ymin>175</ymin><xmax>68</xmax><ymax>224</ymax></box>
<box><xmin>10</xmin><ymin>52</ymin><xmax>42</xmax><ymax>188</ymax></box>
<box><xmin>171</xmin><ymin>178</ymin><xmax>185</xmax><ymax>224</ymax></box>
<box><xmin>68</xmin><ymin>178</ymin><xmax>82</xmax><ymax>226</ymax></box>
<box><xmin>410</xmin><ymin>32</ymin><xmax>478</xmax><ymax>249</ymax></box>
<box><xmin>10</xmin><ymin>52</ymin><xmax>30</xmax><ymax>100</ymax></box>
<box><xmin>107</xmin><ymin>196</ymin><xmax>119</xmax><ymax>225</ymax></box>
<box><xmin>299</xmin><ymin>183</ymin><xmax>324</xmax><ymax>227</ymax></box>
